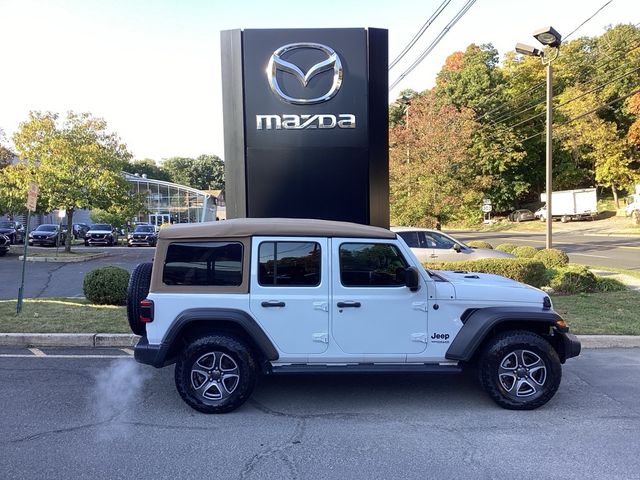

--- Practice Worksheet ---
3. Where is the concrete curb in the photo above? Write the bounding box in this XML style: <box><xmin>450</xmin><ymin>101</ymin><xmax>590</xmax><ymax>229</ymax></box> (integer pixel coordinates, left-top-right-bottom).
<box><xmin>0</xmin><ymin>333</ymin><xmax>638</xmax><ymax>349</ymax></box>
<box><xmin>18</xmin><ymin>253</ymin><xmax>109</xmax><ymax>263</ymax></box>
<box><xmin>0</xmin><ymin>333</ymin><xmax>140</xmax><ymax>347</ymax></box>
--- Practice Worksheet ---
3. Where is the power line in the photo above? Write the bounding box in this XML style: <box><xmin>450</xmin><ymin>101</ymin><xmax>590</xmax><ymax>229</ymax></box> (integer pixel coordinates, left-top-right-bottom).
<box><xmin>480</xmin><ymin>36</ymin><xmax>640</xmax><ymax>130</ymax></box>
<box><xmin>389</xmin><ymin>0</ymin><xmax>477</xmax><ymax>91</ymax></box>
<box><xmin>389</xmin><ymin>0</ymin><xmax>453</xmax><ymax>70</ymax></box>
<box><xmin>564</xmin><ymin>0</ymin><xmax>614</xmax><ymax>41</ymax></box>
<box><xmin>516</xmin><ymin>86</ymin><xmax>640</xmax><ymax>144</ymax></box>
<box><xmin>475</xmin><ymin>1</ymin><xmax>619</xmax><ymax>114</ymax></box>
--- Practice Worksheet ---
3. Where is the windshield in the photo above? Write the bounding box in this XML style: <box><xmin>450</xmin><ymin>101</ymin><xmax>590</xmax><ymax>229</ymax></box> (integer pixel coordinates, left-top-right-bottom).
<box><xmin>134</xmin><ymin>226</ymin><xmax>155</xmax><ymax>233</ymax></box>
<box><xmin>35</xmin><ymin>225</ymin><xmax>57</xmax><ymax>232</ymax></box>
<box><xmin>0</xmin><ymin>222</ymin><xmax>16</xmax><ymax>228</ymax></box>
<box><xmin>91</xmin><ymin>224</ymin><xmax>112</xmax><ymax>231</ymax></box>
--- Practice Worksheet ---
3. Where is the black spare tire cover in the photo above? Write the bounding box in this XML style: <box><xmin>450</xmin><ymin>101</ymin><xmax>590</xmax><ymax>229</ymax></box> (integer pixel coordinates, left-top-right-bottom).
<box><xmin>127</xmin><ymin>262</ymin><xmax>153</xmax><ymax>336</ymax></box>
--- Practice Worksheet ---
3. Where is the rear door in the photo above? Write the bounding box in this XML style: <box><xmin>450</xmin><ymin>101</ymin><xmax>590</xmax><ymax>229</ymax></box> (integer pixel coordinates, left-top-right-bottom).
<box><xmin>249</xmin><ymin>237</ymin><xmax>329</xmax><ymax>354</ymax></box>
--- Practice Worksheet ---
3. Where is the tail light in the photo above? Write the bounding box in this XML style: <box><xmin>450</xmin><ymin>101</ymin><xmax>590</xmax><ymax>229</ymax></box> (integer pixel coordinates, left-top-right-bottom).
<box><xmin>139</xmin><ymin>299</ymin><xmax>154</xmax><ymax>323</ymax></box>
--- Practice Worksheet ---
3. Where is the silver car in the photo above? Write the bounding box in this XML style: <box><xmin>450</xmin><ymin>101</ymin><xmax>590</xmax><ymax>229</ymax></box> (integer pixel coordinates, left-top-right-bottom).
<box><xmin>391</xmin><ymin>227</ymin><xmax>514</xmax><ymax>263</ymax></box>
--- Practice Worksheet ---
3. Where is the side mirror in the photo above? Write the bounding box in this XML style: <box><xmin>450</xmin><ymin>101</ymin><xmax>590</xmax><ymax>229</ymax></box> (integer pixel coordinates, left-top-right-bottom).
<box><xmin>453</xmin><ymin>243</ymin><xmax>462</xmax><ymax>253</ymax></box>
<box><xmin>405</xmin><ymin>266</ymin><xmax>421</xmax><ymax>292</ymax></box>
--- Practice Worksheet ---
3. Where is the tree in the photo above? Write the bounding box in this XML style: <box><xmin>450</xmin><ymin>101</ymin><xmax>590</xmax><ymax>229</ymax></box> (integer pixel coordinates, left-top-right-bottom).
<box><xmin>161</xmin><ymin>154</ymin><xmax>224</xmax><ymax>190</ymax></box>
<box><xmin>0</xmin><ymin>128</ymin><xmax>14</xmax><ymax>170</ymax></box>
<box><xmin>127</xmin><ymin>158</ymin><xmax>172</xmax><ymax>182</ymax></box>
<box><xmin>389</xmin><ymin>91</ymin><xmax>482</xmax><ymax>227</ymax></box>
<box><xmin>11</xmin><ymin>111</ymin><xmax>132</xmax><ymax>252</ymax></box>
<box><xmin>90</xmin><ymin>192</ymin><xmax>148</xmax><ymax>231</ymax></box>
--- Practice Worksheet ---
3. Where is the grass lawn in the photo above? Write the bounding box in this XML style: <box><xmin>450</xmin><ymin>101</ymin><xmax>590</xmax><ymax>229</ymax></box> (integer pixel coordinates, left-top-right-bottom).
<box><xmin>0</xmin><ymin>298</ymin><xmax>128</xmax><ymax>333</ymax></box>
<box><xmin>552</xmin><ymin>290</ymin><xmax>640</xmax><ymax>335</ymax></box>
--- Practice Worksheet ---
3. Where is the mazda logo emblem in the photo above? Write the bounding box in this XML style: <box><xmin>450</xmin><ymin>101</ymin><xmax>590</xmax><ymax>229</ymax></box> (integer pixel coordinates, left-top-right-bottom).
<box><xmin>266</xmin><ymin>43</ymin><xmax>343</xmax><ymax>105</ymax></box>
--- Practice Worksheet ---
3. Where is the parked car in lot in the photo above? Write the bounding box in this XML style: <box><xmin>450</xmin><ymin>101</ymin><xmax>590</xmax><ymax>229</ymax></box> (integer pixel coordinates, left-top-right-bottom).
<box><xmin>0</xmin><ymin>234</ymin><xmax>10</xmax><ymax>256</ymax></box>
<box><xmin>390</xmin><ymin>227</ymin><xmax>514</xmax><ymax>263</ymax></box>
<box><xmin>84</xmin><ymin>224</ymin><xmax>119</xmax><ymax>246</ymax></box>
<box><xmin>0</xmin><ymin>220</ymin><xmax>25</xmax><ymax>244</ymax></box>
<box><xmin>508</xmin><ymin>209</ymin><xmax>536</xmax><ymax>222</ymax></box>
<box><xmin>127</xmin><ymin>224</ymin><xmax>158</xmax><ymax>247</ymax></box>
<box><xmin>72</xmin><ymin>223</ymin><xmax>90</xmax><ymax>239</ymax></box>
<box><xmin>28</xmin><ymin>224</ymin><xmax>66</xmax><ymax>247</ymax></box>
<box><xmin>128</xmin><ymin>218</ymin><xmax>580</xmax><ymax>413</ymax></box>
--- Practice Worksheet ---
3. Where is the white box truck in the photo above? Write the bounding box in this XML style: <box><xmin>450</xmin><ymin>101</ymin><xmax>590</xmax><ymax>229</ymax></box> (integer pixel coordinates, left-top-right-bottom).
<box><xmin>625</xmin><ymin>184</ymin><xmax>640</xmax><ymax>217</ymax></box>
<box><xmin>535</xmin><ymin>188</ymin><xmax>597</xmax><ymax>222</ymax></box>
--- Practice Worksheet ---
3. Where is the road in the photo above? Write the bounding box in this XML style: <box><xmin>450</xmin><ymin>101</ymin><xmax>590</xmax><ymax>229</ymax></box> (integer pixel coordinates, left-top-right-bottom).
<box><xmin>455</xmin><ymin>230</ymin><xmax>640</xmax><ymax>271</ymax></box>
<box><xmin>0</xmin><ymin>347</ymin><xmax>639</xmax><ymax>479</ymax></box>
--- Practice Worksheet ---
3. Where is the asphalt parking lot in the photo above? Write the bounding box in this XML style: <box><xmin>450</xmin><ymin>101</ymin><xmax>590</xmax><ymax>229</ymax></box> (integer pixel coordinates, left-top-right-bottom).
<box><xmin>1</xmin><ymin>347</ymin><xmax>639</xmax><ymax>479</ymax></box>
<box><xmin>0</xmin><ymin>246</ymin><xmax>154</xmax><ymax>300</ymax></box>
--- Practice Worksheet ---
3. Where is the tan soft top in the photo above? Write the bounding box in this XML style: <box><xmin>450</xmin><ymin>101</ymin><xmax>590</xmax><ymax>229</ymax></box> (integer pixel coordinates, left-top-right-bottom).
<box><xmin>158</xmin><ymin>218</ymin><xmax>396</xmax><ymax>240</ymax></box>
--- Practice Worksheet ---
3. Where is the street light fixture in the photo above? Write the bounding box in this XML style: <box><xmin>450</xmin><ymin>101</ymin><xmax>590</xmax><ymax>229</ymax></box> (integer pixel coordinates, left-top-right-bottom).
<box><xmin>515</xmin><ymin>26</ymin><xmax>562</xmax><ymax>249</ymax></box>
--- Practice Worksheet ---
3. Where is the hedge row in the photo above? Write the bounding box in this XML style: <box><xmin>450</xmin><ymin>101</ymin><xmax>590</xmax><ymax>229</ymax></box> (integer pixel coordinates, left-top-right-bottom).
<box><xmin>427</xmin><ymin>258</ymin><xmax>546</xmax><ymax>288</ymax></box>
<box><xmin>466</xmin><ymin>240</ymin><xmax>493</xmax><ymax>249</ymax></box>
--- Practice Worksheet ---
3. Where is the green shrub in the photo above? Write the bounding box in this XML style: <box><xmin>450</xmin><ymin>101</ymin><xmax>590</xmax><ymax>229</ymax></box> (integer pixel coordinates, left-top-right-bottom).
<box><xmin>427</xmin><ymin>258</ymin><xmax>546</xmax><ymax>288</ymax></box>
<box><xmin>511</xmin><ymin>246</ymin><xmax>538</xmax><ymax>258</ymax></box>
<box><xmin>534</xmin><ymin>248</ymin><xmax>569</xmax><ymax>269</ymax></box>
<box><xmin>83</xmin><ymin>266</ymin><xmax>130</xmax><ymax>305</ymax></box>
<box><xmin>595</xmin><ymin>277</ymin><xmax>627</xmax><ymax>292</ymax></box>
<box><xmin>466</xmin><ymin>240</ymin><xmax>493</xmax><ymax>249</ymax></box>
<box><xmin>495</xmin><ymin>243</ymin><xmax>518</xmax><ymax>253</ymax></box>
<box><xmin>549</xmin><ymin>266</ymin><xmax>598</xmax><ymax>294</ymax></box>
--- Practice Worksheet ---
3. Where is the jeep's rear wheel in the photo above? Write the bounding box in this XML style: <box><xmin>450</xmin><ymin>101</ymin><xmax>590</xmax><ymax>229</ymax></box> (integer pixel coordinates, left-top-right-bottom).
<box><xmin>126</xmin><ymin>262</ymin><xmax>152</xmax><ymax>336</ymax></box>
<box><xmin>174</xmin><ymin>335</ymin><xmax>257</xmax><ymax>414</ymax></box>
<box><xmin>478</xmin><ymin>331</ymin><xmax>561</xmax><ymax>410</ymax></box>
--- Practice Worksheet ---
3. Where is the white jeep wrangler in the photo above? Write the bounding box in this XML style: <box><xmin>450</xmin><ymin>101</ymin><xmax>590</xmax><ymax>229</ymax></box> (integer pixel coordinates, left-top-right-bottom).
<box><xmin>128</xmin><ymin>218</ymin><xmax>580</xmax><ymax>413</ymax></box>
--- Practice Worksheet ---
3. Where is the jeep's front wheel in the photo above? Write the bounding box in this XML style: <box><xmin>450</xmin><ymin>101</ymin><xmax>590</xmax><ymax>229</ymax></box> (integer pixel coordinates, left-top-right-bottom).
<box><xmin>478</xmin><ymin>331</ymin><xmax>561</xmax><ymax>410</ymax></box>
<box><xmin>174</xmin><ymin>335</ymin><xmax>257</xmax><ymax>414</ymax></box>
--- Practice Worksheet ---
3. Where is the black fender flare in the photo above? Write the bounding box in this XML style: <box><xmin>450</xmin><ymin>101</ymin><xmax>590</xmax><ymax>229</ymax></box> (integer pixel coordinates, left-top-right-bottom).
<box><xmin>445</xmin><ymin>307</ymin><xmax>562</xmax><ymax>362</ymax></box>
<box><xmin>135</xmin><ymin>308</ymin><xmax>279</xmax><ymax>368</ymax></box>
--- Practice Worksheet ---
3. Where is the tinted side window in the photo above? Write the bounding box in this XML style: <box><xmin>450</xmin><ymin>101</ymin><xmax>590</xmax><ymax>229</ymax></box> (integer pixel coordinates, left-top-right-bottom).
<box><xmin>339</xmin><ymin>243</ymin><xmax>408</xmax><ymax>287</ymax></box>
<box><xmin>424</xmin><ymin>232</ymin><xmax>456</xmax><ymax>249</ymax></box>
<box><xmin>397</xmin><ymin>231</ymin><xmax>420</xmax><ymax>248</ymax></box>
<box><xmin>258</xmin><ymin>242</ymin><xmax>320</xmax><ymax>286</ymax></box>
<box><xmin>163</xmin><ymin>242</ymin><xmax>243</xmax><ymax>286</ymax></box>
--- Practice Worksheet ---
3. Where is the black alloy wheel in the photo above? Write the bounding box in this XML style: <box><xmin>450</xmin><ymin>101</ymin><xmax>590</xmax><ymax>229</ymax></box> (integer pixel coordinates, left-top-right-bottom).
<box><xmin>174</xmin><ymin>335</ymin><xmax>257</xmax><ymax>414</ymax></box>
<box><xmin>478</xmin><ymin>330</ymin><xmax>562</xmax><ymax>410</ymax></box>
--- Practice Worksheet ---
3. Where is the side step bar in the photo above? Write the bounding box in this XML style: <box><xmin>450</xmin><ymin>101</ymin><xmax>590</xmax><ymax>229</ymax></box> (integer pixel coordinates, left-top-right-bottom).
<box><xmin>270</xmin><ymin>364</ymin><xmax>462</xmax><ymax>375</ymax></box>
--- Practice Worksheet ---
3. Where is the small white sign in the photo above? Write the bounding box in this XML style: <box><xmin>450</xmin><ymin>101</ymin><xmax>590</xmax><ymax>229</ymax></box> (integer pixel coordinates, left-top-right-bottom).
<box><xmin>482</xmin><ymin>204</ymin><xmax>492</xmax><ymax>213</ymax></box>
<box><xmin>482</xmin><ymin>198</ymin><xmax>492</xmax><ymax>205</ymax></box>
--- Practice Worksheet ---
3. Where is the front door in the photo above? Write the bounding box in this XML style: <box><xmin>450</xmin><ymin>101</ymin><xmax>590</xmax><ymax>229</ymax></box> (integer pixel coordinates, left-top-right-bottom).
<box><xmin>249</xmin><ymin>237</ymin><xmax>329</xmax><ymax>354</ymax></box>
<box><xmin>331</xmin><ymin>239</ymin><xmax>427</xmax><ymax>355</ymax></box>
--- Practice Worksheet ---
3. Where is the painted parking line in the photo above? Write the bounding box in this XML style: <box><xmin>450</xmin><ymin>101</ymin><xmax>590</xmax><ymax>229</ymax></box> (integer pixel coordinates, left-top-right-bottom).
<box><xmin>121</xmin><ymin>348</ymin><xmax>134</xmax><ymax>355</ymax></box>
<box><xmin>0</xmin><ymin>354</ymin><xmax>134</xmax><ymax>359</ymax></box>
<box><xmin>28</xmin><ymin>347</ymin><xmax>45</xmax><ymax>357</ymax></box>
<box><xmin>569</xmin><ymin>253</ymin><xmax>611</xmax><ymax>258</ymax></box>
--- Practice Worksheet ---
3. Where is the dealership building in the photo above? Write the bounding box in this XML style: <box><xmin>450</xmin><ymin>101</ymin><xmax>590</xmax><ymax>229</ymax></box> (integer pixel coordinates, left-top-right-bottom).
<box><xmin>124</xmin><ymin>172</ymin><xmax>218</xmax><ymax>227</ymax></box>
<box><xmin>2</xmin><ymin>172</ymin><xmax>219</xmax><ymax>230</ymax></box>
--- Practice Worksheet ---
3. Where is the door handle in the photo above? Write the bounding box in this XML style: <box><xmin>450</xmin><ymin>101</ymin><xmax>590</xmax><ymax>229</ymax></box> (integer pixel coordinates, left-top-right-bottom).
<box><xmin>337</xmin><ymin>301</ymin><xmax>361</xmax><ymax>308</ymax></box>
<box><xmin>261</xmin><ymin>301</ymin><xmax>285</xmax><ymax>308</ymax></box>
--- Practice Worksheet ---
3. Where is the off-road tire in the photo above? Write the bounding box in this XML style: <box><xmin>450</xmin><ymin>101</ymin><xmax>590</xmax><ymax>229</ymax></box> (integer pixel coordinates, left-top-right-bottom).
<box><xmin>126</xmin><ymin>262</ymin><xmax>153</xmax><ymax>336</ymax></box>
<box><xmin>478</xmin><ymin>330</ymin><xmax>561</xmax><ymax>410</ymax></box>
<box><xmin>174</xmin><ymin>335</ymin><xmax>257</xmax><ymax>414</ymax></box>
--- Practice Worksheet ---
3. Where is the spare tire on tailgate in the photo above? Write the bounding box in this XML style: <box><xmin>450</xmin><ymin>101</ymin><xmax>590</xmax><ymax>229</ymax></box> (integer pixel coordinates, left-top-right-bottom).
<box><xmin>127</xmin><ymin>262</ymin><xmax>153</xmax><ymax>336</ymax></box>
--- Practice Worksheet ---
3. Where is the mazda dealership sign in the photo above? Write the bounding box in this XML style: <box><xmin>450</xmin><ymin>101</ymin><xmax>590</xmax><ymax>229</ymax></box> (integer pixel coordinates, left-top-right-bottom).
<box><xmin>221</xmin><ymin>28</ymin><xmax>388</xmax><ymax>227</ymax></box>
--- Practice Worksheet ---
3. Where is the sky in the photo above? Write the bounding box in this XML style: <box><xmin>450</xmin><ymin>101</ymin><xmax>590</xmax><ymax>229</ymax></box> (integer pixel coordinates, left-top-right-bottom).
<box><xmin>0</xmin><ymin>0</ymin><xmax>638</xmax><ymax>161</ymax></box>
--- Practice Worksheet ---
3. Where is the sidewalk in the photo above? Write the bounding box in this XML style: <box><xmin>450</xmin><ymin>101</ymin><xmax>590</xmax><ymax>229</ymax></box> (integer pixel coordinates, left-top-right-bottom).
<box><xmin>590</xmin><ymin>269</ymin><xmax>640</xmax><ymax>291</ymax></box>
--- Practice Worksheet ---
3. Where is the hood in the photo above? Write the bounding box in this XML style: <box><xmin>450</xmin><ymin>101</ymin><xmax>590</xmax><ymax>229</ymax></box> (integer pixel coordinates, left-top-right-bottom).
<box><xmin>0</xmin><ymin>227</ymin><xmax>15</xmax><ymax>233</ymax></box>
<box><xmin>466</xmin><ymin>248</ymin><xmax>513</xmax><ymax>259</ymax></box>
<box><xmin>87</xmin><ymin>229</ymin><xmax>112</xmax><ymax>234</ymax></box>
<box><xmin>434</xmin><ymin>270</ymin><xmax>545</xmax><ymax>304</ymax></box>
